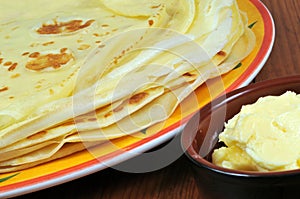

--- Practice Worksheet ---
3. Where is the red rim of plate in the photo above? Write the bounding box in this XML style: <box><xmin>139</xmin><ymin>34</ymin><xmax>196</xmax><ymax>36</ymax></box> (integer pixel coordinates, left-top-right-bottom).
<box><xmin>226</xmin><ymin>0</ymin><xmax>275</xmax><ymax>91</ymax></box>
<box><xmin>0</xmin><ymin>0</ymin><xmax>275</xmax><ymax>197</ymax></box>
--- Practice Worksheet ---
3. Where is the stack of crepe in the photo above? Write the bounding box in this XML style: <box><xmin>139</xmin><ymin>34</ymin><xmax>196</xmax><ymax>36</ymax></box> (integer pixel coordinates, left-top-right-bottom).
<box><xmin>0</xmin><ymin>0</ymin><xmax>255</xmax><ymax>172</ymax></box>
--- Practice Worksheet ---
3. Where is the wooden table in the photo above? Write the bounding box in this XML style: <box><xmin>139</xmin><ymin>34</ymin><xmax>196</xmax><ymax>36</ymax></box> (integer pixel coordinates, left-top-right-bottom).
<box><xmin>17</xmin><ymin>1</ymin><xmax>300</xmax><ymax>198</ymax></box>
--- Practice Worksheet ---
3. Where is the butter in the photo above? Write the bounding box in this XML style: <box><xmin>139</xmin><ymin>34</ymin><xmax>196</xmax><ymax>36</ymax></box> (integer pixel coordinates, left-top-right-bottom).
<box><xmin>212</xmin><ymin>91</ymin><xmax>300</xmax><ymax>171</ymax></box>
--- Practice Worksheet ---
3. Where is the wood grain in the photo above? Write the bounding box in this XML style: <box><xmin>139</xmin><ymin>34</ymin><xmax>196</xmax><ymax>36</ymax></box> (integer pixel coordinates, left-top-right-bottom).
<box><xmin>254</xmin><ymin>0</ymin><xmax>300</xmax><ymax>82</ymax></box>
<box><xmin>17</xmin><ymin>1</ymin><xmax>300</xmax><ymax>198</ymax></box>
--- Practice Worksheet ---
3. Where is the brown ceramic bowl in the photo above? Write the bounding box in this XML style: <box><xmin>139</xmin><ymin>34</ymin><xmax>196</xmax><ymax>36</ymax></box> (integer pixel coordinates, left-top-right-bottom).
<box><xmin>181</xmin><ymin>75</ymin><xmax>300</xmax><ymax>199</ymax></box>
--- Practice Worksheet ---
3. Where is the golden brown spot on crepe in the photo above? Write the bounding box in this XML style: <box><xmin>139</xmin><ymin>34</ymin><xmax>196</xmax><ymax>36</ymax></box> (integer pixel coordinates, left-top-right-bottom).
<box><xmin>113</xmin><ymin>58</ymin><xmax>118</xmax><ymax>64</ymax></box>
<box><xmin>93</xmin><ymin>33</ymin><xmax>100</xmax><ymax>37</ymax></box>
<box><xmin>101</xmin><ymin>24</ymin><xmax>109</xmax><ymax>28</ymax></box>
<box><xmin>151</xmin><ymin>4</ymin><xmax>161</xmax><ymax>9</ymax></box>
<box><xmin>78</xmin><ymin>44</ymin><xmax>91</xmax><ymax>50</ymax></box>
<box><xmin>217</xmin><ymin>51</ymin><xmax>227</xmax><ymax>57</ymax></box>
<box><xmin>112</xmin><ymin>49</ymin><xmax>127</xmax><ymax>64</ymax></box>
<box><xmin>8</xmin><ymin>63</ymin><xmax>18</xmax><ymax>71</ymax></box>
<box><xmin>9</xmin><ymin>96</ymin><xmax>14</xmax><ymax>99</ymax></box>
<box><xmin>0</xmin><ymin>58</ymin><xmax>3</xmax><ymax>64</ymax></box>
<box><xmin>77</xmin><ymin>39</ymin><xmax>83</xmax><ymax>43</ymax></box>
<box><xmin>148</xmin><ymin>19</ymin><xmax>154</xmax><ymax>26</ymax></box>
<box><xmin>113</xmin><ymin>106</ymin><xmax>124</xmax><ymax>113</ymax></box>
<box><xmin>60</xmin><ymin>48</ymin><xmax>68</xmax><ymax>53</ymax></box>
<box><xmin>61</xmin><ymin>120</ymin><xmax>75</xmax><ymax>126</ymax></box>
<box><xmin>42</xmin><ymin>41</ymin><xmax>55</xmax><ymax>46</ymax></box>
<box><xmin>26</xmin><ymin>52</ymin><xmax>73</xmax><ymax>71</ymax></box>
<box><xmin>75</xmin><ymin>118</ymin><xmax>86</xmax><ymax>123</ymax></box>
<box><xmin>183</xmin><ymin>72</ymin><xmax>196</xmax><ymax>77</ymax></box>
<box><xmin>37</xmin><ymin>19</ymin><xmax>95</xmax><ymax>34</ymax></box>
<box><xmin>104</xmin><ymin>112</ymin><xmax>112</xmax><ymax>118</ymax></box>
<box><xmin>98</xmin><ymin>44</ymin><xmax>106</xmax><ymax>48</ymax></box>
<box><xmin>4</xmin><ymin>61</ymin><xmax>12</xmax><ymax>66</ymax></box>
<box><xmin>0</xmin><ymin>86</ymin><xmax>8</xmax><ymax>92</ymax></box>
<box><xmin>11</xmin><ymin>73</ymin><xmax>20</xmax><ymax>78</ymax></box>
<box><xmin>27</xmin><ymin>131</ymin><xmax>47</xmax><ymax>140</ymax></box>
<box><xmin>29</xmin><ymin>52</ymin><xmax>40</xmax><ymax>58</ymax></box>
<box><xmin>129</xmin><ymin>92</ymin><xmax>148</xmax><ymax>105</ymax></box>
<box><xmin>95</xmin><ymin>40</ymin><xmax>101</xmax><ymax>44</ymax></box>
<box><xmin>22</xmin><ymin>52</ymin><xmax>30</xmax><ymax>56</ymax></box>
<box><xmin>87</xmin><ymin>118</ymin><xmax>97</xmax><ymax>122</ymax></box>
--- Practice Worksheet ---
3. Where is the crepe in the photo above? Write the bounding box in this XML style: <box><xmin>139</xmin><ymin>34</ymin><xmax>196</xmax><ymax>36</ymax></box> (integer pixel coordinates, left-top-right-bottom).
<box><xmin>0</xmin><ymin>0</ymin><xmax>256</xmax><ymax>172</ymax></box>
<box><xmin>0</xmin><ymin>0</ymin><xmax>172</xmax><ymax>129</ymax></box>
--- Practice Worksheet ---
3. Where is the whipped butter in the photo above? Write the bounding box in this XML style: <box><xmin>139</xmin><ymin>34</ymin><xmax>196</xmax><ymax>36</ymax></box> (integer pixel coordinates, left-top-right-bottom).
<box><xmin>212</xmin><ymin>91</ymin><xmax>300</xmax><ymax>171</ymax></box>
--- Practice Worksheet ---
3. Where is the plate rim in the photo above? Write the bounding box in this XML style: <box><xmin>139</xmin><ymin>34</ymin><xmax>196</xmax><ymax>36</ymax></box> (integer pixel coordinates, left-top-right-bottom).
<box><xmin>227</xmin><ymin>0</ymin><xmax>275</xmax><ymax>90</ymax></box>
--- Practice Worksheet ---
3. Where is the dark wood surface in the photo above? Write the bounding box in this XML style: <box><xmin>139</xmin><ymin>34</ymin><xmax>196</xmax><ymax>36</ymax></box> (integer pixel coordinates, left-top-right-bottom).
<box><xmin>16</xmin><ymin>1</ymin><xmax>300</xmax><ymax>198</ymax></box>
